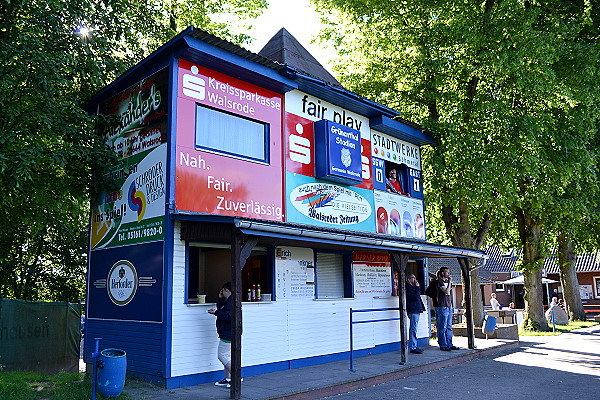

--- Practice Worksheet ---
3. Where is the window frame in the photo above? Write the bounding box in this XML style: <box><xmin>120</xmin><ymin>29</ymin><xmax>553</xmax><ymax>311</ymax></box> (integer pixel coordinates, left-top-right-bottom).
<box><xmin>594</xmin><ymin>276</ymin><xmax>600</xmax><ymax>299</ymax></box>
<box><xmin>194</xmin><ymin>104</ymin><xmax>270</xmax><ymax>164</ymax></box>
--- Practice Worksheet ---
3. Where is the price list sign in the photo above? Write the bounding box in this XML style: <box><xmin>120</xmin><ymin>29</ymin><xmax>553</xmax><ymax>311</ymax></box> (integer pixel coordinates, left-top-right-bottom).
<box><xmin>275</xmin><ymin>246</ymin><xmax>315</xmax><ymax>299</ymax></box>
<box><xmin>352</xmin><ymin>252</ymin><xmax>392</xmax><ymax>298</ymax></box>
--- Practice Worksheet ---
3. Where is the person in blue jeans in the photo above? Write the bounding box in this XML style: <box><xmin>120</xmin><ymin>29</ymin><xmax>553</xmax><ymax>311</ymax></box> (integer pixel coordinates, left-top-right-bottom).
<box><xmin>435</xmin><ymin>267</ymin><xmax>459</xmax><ymax>351</ymax></box>
<box><xmin>406</xmin><ymin>274</ymin><xmax>425</xmax><ymax>354</ymax></box>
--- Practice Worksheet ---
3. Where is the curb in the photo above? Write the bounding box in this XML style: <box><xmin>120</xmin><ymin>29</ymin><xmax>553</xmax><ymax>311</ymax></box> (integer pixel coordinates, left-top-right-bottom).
<box><xmin>265</xmin><ymin>341</ymin><xmax>521</xmax><ymax>400</ymax></box>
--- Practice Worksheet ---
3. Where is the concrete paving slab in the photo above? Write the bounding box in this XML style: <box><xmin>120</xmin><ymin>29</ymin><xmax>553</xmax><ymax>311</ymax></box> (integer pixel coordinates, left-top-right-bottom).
<box><xmin>121</xmin><ymin>335</ymin><xmax>519</xmax><ymax>400</ymax></box>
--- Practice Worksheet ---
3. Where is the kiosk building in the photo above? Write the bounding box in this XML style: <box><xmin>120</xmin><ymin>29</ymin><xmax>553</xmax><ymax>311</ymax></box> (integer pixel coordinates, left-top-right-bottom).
<box><xmin>84</xmin><ymin>27</ymin><xmax>484</xmax><ymax>390</ymax></box>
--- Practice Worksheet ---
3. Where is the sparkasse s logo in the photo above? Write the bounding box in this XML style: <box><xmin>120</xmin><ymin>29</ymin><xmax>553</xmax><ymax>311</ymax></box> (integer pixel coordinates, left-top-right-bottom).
<box><xmin>182</xmin><ymin>65</ymin><xmax>205</xmax><ymax>100</ymax></box>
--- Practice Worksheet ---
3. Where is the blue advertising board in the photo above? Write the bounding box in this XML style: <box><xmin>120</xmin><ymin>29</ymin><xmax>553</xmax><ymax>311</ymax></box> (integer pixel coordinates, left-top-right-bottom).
<box><xmin>314</xmin><ymin>119</ymin><xmax>362</xmax><ymax>185</ymax></box>
<box><xmin>88</xmin><ymin>241</ymin><xmax>163</xmax><ymax>323</ymax></box>
<box><xmin>408</xmin><ymin>168</ymin><xmax>424</xmax><ymax>199</ymax></box>
<box><xmin>372</xmin><ymin>157</ymin><xmax>386</xmax><ymax>191</ymax></box>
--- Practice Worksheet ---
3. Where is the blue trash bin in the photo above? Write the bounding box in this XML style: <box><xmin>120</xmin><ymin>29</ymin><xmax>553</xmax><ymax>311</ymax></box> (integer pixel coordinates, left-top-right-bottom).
<box><xmin>97</xmin><ymin>348</ymin><xmax>127</xmax><ymax>398</ymax></box>
<box><xmin>482</xmin><ymin>315</ymin><xmax>497</xmax><ymax>335</ymax></box>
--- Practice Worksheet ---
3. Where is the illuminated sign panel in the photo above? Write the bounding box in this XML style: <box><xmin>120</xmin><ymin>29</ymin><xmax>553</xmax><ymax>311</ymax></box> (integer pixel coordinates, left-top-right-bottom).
<box><xmin>314</xmin><ymin>120</ymin><xmax>362</xmax><ymax>185</ymax></box>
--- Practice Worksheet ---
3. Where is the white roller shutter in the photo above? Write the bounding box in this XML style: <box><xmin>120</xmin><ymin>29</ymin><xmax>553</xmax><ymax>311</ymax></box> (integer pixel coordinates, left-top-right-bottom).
<box><xmin>316</xmin><ymin>253</ymin><xmax>344</xmax><ymax>298</ymax></box>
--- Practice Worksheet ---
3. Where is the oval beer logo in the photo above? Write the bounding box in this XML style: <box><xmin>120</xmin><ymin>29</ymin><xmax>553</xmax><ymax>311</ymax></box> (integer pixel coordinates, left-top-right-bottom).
<box><xmin>107</xmin><ymin>260</ymin><xmax>138</xmax><ymax>306</ymax></box>
<box><xmin>290</xmin><ymin>183</ymin><xmax>371</xmax><ymax>225</ymax></box>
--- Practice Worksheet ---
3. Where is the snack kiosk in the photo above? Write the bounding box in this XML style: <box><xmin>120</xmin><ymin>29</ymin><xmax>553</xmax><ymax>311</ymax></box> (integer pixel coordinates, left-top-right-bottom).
<box><xmin>84</xmin><ymin>27</ymin><xmax>485</xmax><ymax>391</ymax></box>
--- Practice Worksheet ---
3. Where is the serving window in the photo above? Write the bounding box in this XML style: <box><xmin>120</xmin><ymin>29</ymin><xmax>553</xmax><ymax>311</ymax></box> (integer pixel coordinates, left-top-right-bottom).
<box><xmin>186</xmin><ymin>243</ymin><xmax>272</xmax><ymax>303</ymax></box>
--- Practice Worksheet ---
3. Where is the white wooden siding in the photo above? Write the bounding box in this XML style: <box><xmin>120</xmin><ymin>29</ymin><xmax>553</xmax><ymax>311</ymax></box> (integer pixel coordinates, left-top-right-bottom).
<box><xmin>170</xmin><ymin>221</ymin><xmax>420</xmax><ymax>378</ymax></box>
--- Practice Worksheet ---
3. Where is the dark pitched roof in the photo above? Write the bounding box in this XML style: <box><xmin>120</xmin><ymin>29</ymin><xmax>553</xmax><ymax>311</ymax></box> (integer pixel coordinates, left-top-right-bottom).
<box><xmin>427</xmin><ymin>258</ymin><xmax>498</xmax><ymax>284</ymax></box>
<box><xmin>483</xmin><ymin>246</ymin><xmax>521</xmax><ymax>273</ymax></box>
<box><xmin>544</xmin><ymin>250</ymin><xmax>600</xmax><ymax>274</ymax></box>
<box><xmin>259</xmin><ymin>28</ymin><xmax>343</xmax><ymax>88</ymax></box>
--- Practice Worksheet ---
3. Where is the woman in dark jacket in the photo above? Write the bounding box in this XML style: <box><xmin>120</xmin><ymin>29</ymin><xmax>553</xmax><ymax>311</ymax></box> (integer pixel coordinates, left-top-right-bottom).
<box><xmin>208</xmin><ymin>282</ymin><xmax>233</xmax><ymax>387</ymax></box>
<box><xmin>406</xmin><ymin>274</ymin><xmax>425</xmax><ymax>354</ymax></box>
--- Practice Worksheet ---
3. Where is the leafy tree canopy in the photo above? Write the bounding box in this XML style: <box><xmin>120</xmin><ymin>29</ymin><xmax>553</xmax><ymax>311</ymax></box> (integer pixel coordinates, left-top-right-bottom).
<box><xmin>0</xmin><ymin>0</ymin><xmax>267</xmax><ymax>301</ymax></box>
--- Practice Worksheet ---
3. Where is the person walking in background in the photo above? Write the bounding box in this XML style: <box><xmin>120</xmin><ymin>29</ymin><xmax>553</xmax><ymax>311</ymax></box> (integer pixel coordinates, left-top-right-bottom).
<box><xmin>208</xmin><ymin>282</ymin><xmax>234</xmax><ymax>388</ymax></box>
<box><xmin>490</xmin><ymin>293</ymin><xmax>501</xmax><ymax>310</ymax></box>
<box><xmin>436</xmin><ymin>267</ymin><xmax>459</xmax><ymax>351</ymax></box>
<box><xmin>406</xmin><ymin>274</ymin><xmax>425</xmax><ymax>354</ymax></box>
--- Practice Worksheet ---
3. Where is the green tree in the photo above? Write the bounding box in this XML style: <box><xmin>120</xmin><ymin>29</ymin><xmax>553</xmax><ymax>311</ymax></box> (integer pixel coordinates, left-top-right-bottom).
<box><xmin>0</xmin><ymin>0</ymin><xmax>266</xmax><ymax>301</ymax></box>
<box><xmin>313</xmin><ymin>0</ymin><xmax>600</xmax><ymax>329</ymax></box>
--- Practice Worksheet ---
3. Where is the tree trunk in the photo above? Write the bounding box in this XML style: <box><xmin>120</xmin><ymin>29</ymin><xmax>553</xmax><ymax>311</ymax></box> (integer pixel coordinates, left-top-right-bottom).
<box><xmin>516</xmin><ymin>207</ymin><xmax>549</xmax><ymax>331</ymax></box>
<box><xmin>522</xmin><ymin>269</ymin><xmax>549</xmax><ymax>330</ymax></box>
<box><xmin>441</xmin><ymin>200</ymin><xmax>489</xmax><ymax>327</ymax></box>
<box><xmin>462</xmin><ymin>258</ymin><xmax>484</xmax><ymax>326</ymax></box>
<box><xmin>557</xmin><ymin>231</ymin><xmax>587</xmax><ymax>321</ymax></box>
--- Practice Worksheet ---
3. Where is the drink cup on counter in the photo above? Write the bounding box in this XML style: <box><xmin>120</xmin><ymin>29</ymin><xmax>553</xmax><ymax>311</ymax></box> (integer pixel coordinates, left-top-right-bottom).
<box><xmin>197</xmin><ymin>294</ymin><xmax>206</xmax><ymax>303</ymax></box>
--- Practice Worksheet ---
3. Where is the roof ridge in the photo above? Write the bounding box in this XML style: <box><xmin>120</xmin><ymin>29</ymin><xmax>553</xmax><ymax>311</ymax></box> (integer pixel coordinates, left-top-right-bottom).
<box><xmin>258</xmin><ymin>27</ymin><xmax>343</xmax><ymax>88</ymax></box>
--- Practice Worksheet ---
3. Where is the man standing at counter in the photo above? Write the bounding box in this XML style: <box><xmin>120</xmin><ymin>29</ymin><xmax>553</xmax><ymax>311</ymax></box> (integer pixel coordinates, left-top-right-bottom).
<box><xmin>436</xmin><ymin>267</ymin><xmax>459</xmax><ymax>351</ymax></box>
<box><xmin>208</xmin><ymin>282</ymin><xmax>234</xmax><ymax>387</ymax></box>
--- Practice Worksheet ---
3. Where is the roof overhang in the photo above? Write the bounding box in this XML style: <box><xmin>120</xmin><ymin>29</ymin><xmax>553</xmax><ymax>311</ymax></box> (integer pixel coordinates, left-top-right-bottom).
<box><xmin>172</xmin><ymin>213</ymin><xmax>486</xmax><ymax>259</ymax></box>
<box><xmin>86</xmin><ymin>27</ymin><xmax>298</xmax><ymax>112</ymax></box>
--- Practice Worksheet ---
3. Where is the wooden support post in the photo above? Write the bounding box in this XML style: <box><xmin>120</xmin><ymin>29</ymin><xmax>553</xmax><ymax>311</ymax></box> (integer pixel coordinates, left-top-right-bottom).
<box><xmin>458</xmin><ymin>257</ymin><xmax>476</xmax><ymax>350</ymax></box>
<box><xmin>230</xmin><ymin>233</ymin><xmax>257</xmax><ymax>399</ymax></box>
<box><xmin>230</xmin><ymin>233</ymin><xmax>242</xmax><ymax>399</ymax></box>
<box><xmin>390</xmin><ymin>251</ymin><xmax>409</xmax><ymax>365</ymax></box>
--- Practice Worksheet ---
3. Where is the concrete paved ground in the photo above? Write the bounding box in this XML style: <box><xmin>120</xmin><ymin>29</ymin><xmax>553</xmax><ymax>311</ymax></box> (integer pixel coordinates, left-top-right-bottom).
<box><xmin>121</xmin><ymin>335</ymin><xmax>520</xmax><ymax>400</ymax></box>
<box><xmin>322</xmin><ymin>325</ymin><xmax>600</xmax><ymax>400</ymax></box>
<box><xmin>83</xmin><ymin>325</ymin><xmax>600</xmax><ymax>400</ymax></box>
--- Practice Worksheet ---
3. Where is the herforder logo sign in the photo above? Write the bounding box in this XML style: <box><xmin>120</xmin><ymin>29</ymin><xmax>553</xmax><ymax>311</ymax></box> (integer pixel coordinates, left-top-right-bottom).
<box><xmin>107</xmin><ymin>260</ymin><xmax>138</xmax><ymax>306</ymax></box>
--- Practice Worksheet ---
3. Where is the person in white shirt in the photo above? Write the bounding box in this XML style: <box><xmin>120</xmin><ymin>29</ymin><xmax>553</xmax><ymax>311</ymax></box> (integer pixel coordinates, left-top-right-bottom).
<box><xmin>490</xmin><ymin>293</ymin><xmax>501</xmax><ymax>311</ymax></box>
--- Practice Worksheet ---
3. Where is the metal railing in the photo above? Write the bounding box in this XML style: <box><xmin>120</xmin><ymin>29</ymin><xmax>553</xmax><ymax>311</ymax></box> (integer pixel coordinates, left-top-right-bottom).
<box><xmin>349</xmin><ymin>307</ymin><xmax>401</xmax><ymax>371</ymax></box>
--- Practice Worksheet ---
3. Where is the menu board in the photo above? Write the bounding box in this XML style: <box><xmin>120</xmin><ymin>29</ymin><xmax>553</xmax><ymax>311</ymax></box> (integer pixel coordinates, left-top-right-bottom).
<box><xmin>275</xmin><ymin>246</ymin><xmax>315</xmax><ymax>299</ymax></box>
<box><xmin>352</xmin><ymin>252</ymin><xmax>392</xmax><ymax>297</ymax></box>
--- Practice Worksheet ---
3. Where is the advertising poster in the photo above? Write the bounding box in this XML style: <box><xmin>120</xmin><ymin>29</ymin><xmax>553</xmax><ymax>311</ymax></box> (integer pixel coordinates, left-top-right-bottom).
<box><xmin>91</xmin><ymin>69</ymin><xmax>168</xmax><ymax>249</ymax></box>
<box><xmin>352</xmin><ymin>252</ymin><xmax>392</xmax><ymax>297</ymax></box>
<box><xmin>275</xmin><ymin>247</ymin><xmax>315</xmax><ymax>299</ymax></box>
<box><xmin>371</xmin><ymin>130</ymin><xmax>421</xmax><ymax>170</ymax></box>
<box><xmin>285</xmin><ymin>90</ymin><xmax>373</xmax><ymax>191</ymax></box>
<box><xmin>374</xmin><ymin>191</ymin><xmax>426</xmax><ymax>239</ymax></box>
<box><xmin>580</xmin><ymin>285</ymin><xmax>593</xmax><ymax>300</ymax></box>
<box><xmin>175</xmin><ymin>60</ymin><xmax>284</xmax><ymax>221</ymax></box>
<box><xmin>314</xmin><ymin>120</ymin><xmax>362</xmax><ymax>184</ymax></box>
<box><xmin>87</xmin><ymin>241</ymin><xmax>163</xmax><ymax>322</ymax></box>
<box><xmin>286</xmin><ymin>172</ymin><xmax>375</xmax><ymax>232</ymax></box>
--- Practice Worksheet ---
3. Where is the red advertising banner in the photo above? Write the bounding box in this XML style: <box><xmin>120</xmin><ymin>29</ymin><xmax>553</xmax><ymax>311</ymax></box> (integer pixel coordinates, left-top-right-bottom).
<box><xmin>352</xmin><ymin>252</ymin><xmax>391</xmax><ymax>263</ymax></box>
<box><xmin>285</xmin><ymin>111</ymin><xmax>373</xmax><ymax>190</ymax></box>
<box><xmin>175</xmin><ymin>60</ymin><xmax>284</xmax><ymax>221</ymax></box>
